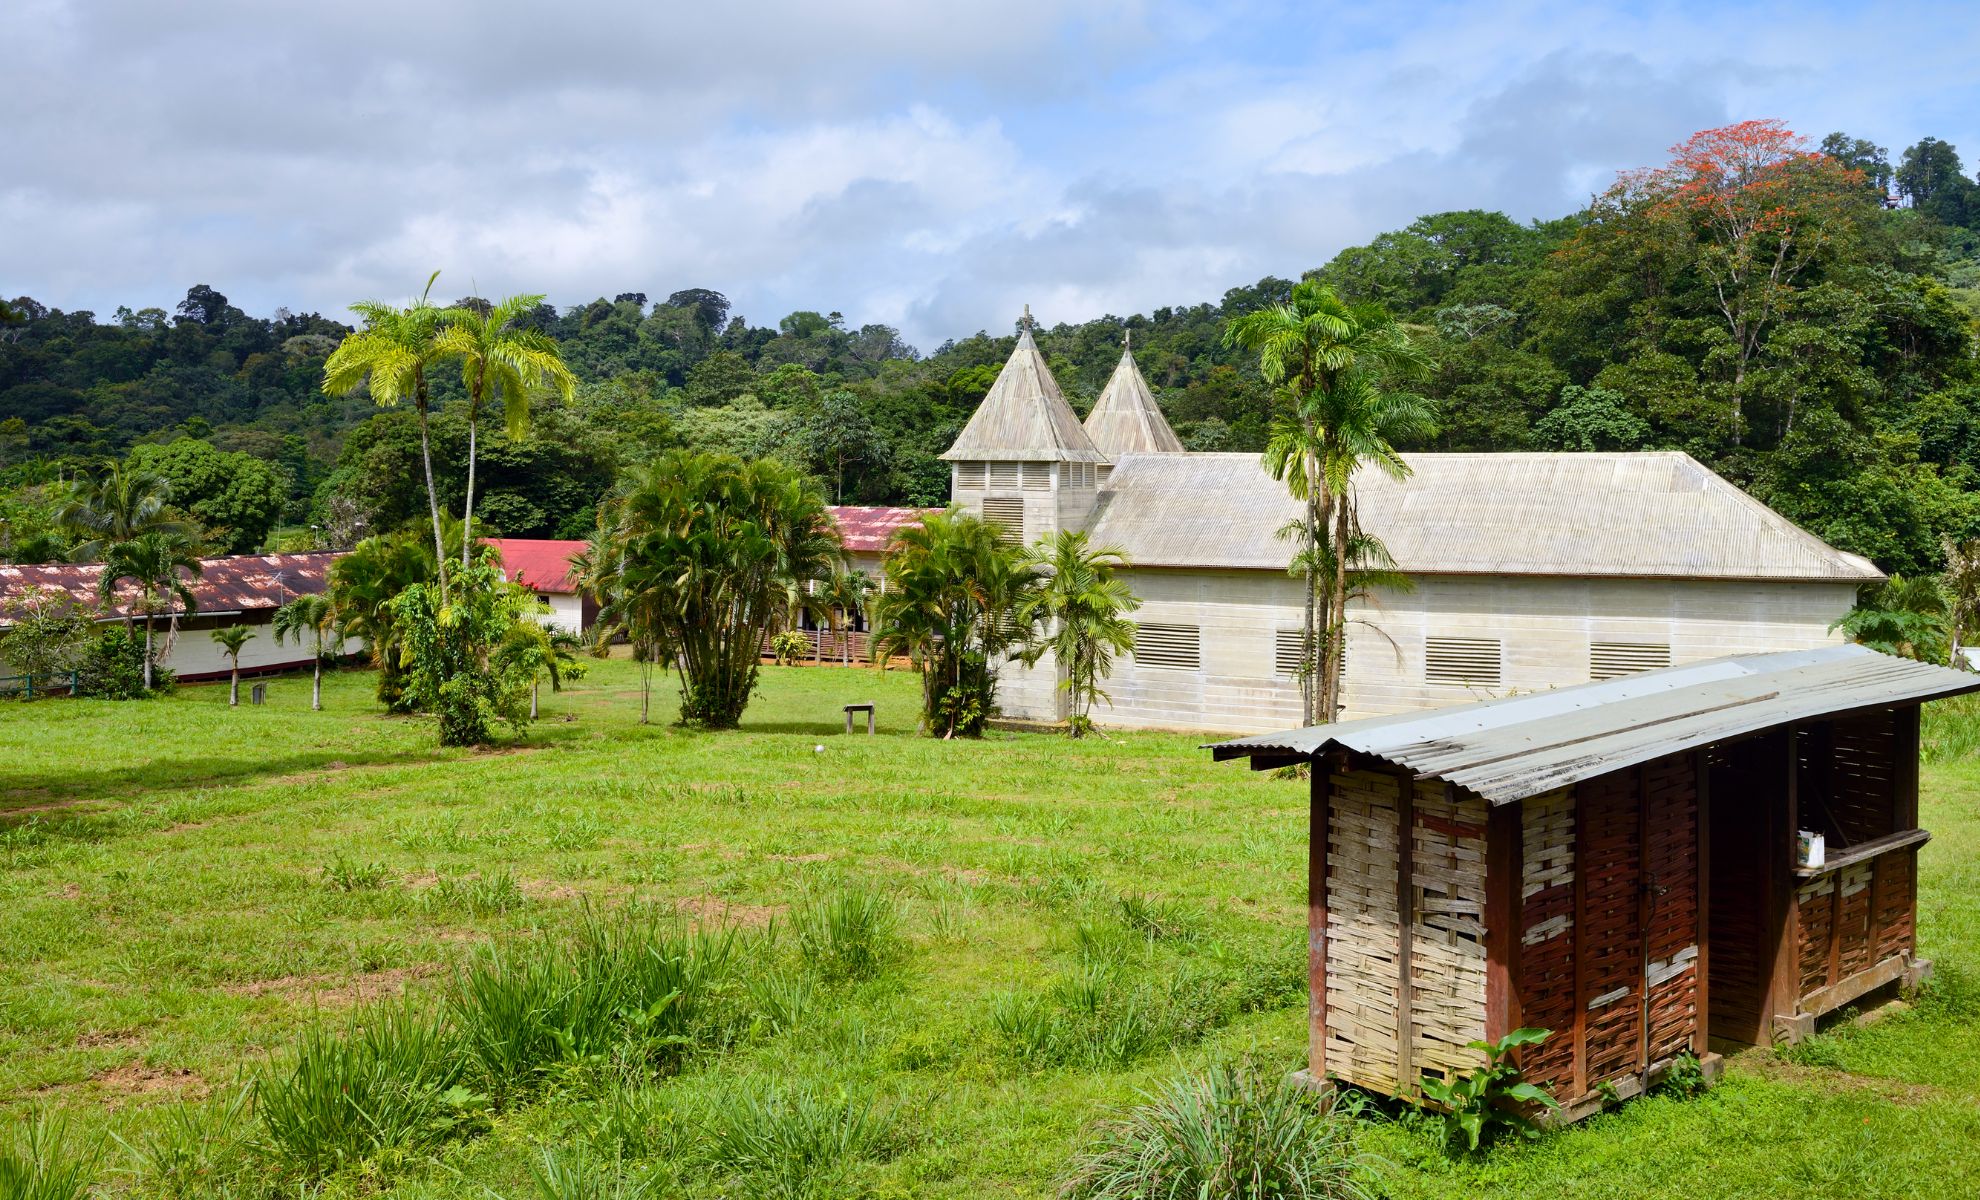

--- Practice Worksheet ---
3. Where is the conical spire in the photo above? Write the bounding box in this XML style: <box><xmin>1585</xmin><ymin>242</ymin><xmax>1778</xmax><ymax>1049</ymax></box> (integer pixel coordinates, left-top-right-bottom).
<box><xmin>1083</xmin><ymin>337</ymin><xmax>1183</xmax><ymax>455</ymax></box>
<box><xmin>941</xmin><ymin>309</ymin><xmax>1105</xmax><ymax>462</ymax></box>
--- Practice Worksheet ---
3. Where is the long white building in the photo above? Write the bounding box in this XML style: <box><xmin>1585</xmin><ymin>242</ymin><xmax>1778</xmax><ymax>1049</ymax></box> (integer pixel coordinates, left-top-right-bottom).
<box><xmin>943</xmin><ymin>321</ymin><xmax>1883</xmax><ymax>734</ymax></box>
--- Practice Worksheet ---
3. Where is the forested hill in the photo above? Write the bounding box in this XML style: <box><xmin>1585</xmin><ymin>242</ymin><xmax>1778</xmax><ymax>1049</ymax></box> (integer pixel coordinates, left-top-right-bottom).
<box><xmin>5</xmin><ymin>123</ymin><xmax>1980</xmax><ymax>575</ymax></box>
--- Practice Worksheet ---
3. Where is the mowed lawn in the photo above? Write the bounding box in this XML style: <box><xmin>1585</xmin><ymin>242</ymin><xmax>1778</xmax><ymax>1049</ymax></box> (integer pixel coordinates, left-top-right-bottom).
<box><xmin>2</xmin><ymin>659</ymin><xmax>1978</xmax><ymax>1198</ymax></box>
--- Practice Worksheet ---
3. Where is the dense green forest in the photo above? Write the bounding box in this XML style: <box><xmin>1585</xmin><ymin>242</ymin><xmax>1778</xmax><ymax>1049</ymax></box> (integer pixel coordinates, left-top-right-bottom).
<box><xmin>5</xmin><ymin>122</ymin><xmax>1980</xmax><ymax>574</ymax></box>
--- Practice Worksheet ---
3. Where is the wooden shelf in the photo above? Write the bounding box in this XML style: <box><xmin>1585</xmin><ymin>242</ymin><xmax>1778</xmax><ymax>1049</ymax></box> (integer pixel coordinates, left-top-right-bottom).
<box><xmin>1792</xmin><ymin>828</ymin><xmax>1932</xmax><ymax>879</ymax></box>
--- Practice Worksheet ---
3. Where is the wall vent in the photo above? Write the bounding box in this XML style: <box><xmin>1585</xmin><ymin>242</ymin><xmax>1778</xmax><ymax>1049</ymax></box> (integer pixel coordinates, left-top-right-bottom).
<box><xmin>1022</xmin><ymin>462</ymin><xmax>1051</xmax><ymax>490</ymax></box>
<box><xmin>1426</xmin><ymin>637</ymin><xmax>1502</xmax><ymax>687</ymax></box>
<box><xmin>980</xmin><ymin>497</ymin><xmax>1025</xmax><ymax>544</ymax></box>
<box><xmin>1135</xmin><ymin>623</ymin><xmax>1201</xmax><ymax>671</ymax></box>
<box><xmin>955</xmin><ymin>462</ymin><xmax>985</xmax><ymax>490</ymax></box>
<box><xmin>1591</xmin><ymin>641</ymin><xmax>1672</xmax><ymax>680</ymax></box>
<box><xmin>989</xmin><ymin>461</ymin><xmax>1020</xmax><ymax>490</ymax></box>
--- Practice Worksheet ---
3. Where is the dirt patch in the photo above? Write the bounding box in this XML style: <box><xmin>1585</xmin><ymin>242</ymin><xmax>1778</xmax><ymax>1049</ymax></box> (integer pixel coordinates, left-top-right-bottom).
<box><xmin>89</xmin><ymin>1064</ymin><xmax>208</xmax><ymax>1109</ymax></box>
<box><xmin>76</xmin><ymin>1030</ymin><xmax>143</xmax><ymax>1050</ymax></box>
<box><xmin>1736</xmin><ymin>1049</ymin><xmax>1946</xmax><ymax>1106</ymax></box>
<box><xmin>225</xmin><ymin>963</ymin><xmax>442</xmax><ymax>1007</ymax></box>
<box><xmin>324</xmin><ymin>760</ymin><xmax>350</xmax><ymax>770</ymax></box>
<box><xmin>47</xmin><ymin>882</ymin><xmax>82</xmax><ymax>899</ymax></box>
<box><xmin>675</xmin><ymin>895</ymin><xmax>785</xmax><ymax>929</ymax></box>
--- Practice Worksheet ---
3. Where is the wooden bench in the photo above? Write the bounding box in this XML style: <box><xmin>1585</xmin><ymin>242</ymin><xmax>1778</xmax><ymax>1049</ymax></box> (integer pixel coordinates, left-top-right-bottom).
<box><xmin>843</xmin><ymin>703</ymin><xmax>875</xmax><ymax>734</ymax></box>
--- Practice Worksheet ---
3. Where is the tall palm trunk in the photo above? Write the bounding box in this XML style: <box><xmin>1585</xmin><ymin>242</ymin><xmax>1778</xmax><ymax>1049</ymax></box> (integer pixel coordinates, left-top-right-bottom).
<box><xmin>1311</xmin><ymin>480</ymin><xmax>1337</xmax><ymax>724</ymax></box>
<box><xmin>311</xmin><ymin>646</ymin><xmax>323</xmax><ymax>711</ymax></box>
<box><xmin>531</xmin><ymin>678</ymin><xmax>540</xmax><ymax>720</ymax></box>
<box><xmin>461</xmin><ymin>366</ymin><xmax>483</xmax><ymax>570</ymax></box>
<box><xmin>229</xmin><ymin>659</ymin><xmax>240</xmax><ymax>706</ymax></box>
<box><xmin>1325</xmin><ymin>496</ymin><xmax>1353</xmax><ymax>722</ymax></box>
<box><xmin>142</xmin><ymin>612</ymin><xmax>154</xmax><ymax>691</ymax></box>
<box><xmin>414</xmin><ymin>373</ymin><xmax>449</xmax><ymax>595</ymax></box>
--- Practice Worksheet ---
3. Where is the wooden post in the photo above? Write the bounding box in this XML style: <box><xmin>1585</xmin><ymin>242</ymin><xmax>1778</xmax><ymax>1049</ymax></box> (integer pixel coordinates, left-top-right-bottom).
<box><xmin>1694</xmin><ymin>748</ymin><xmax>1712</xmax><ymax>1058</ymax></box>
<box><xmin>1767</xmin><ymin>728</ymin><xmax>1802</xmax><ymax>1040</ymax></box>
<box><xmin>1485</xmin><ymin>797</ymin><xmax>1522</xmax><ymax>1045</ymax></box>
<box><xmin>1395</xmin><ymin>773</ymin><xmax>1416</xmax><ymax>1095</ymax></box>
<box><xmin>1636</xmin><ymin>764</ymin><xmax>1653</xmax><ymax>1077</ymax></box>
<box><xmin>1893</xmin><ymin>706</ymin><xmax>1920</xmax><ymax>831</ymax></box>
<box><xmin>1309</xmin><ymin>765</ymin><xmax>1332</xmax><ymax>1082</ymax></box>
<box><xmin>1570</xmin><ymin>781</ymin><xmax>1588</xmax><ymax>1097</ymax></box>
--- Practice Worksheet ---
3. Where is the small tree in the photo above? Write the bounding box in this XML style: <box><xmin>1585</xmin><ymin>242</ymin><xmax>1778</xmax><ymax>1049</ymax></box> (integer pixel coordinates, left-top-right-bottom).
<box><xmin>498</xmin><ymin>616</ymin><xmax>587</xmax><ymax>719</ymax></box>
<box><xmin>1942</xmin><ymin>537</ymin><xmax>1980</xmax><ymax>667</ymax></box>
<box><xmin>99</xmin><ymin>531</ymin><xmax>202</xmax><ymax>691</ymax></box>
<box><xmin>393</xmin><ymin>559</ymin><xmax>540</xmax><ymax>745</ymax></box>
<box><xmin>1832</xmin><ymin>575</ymin><xmax>1949</xmax><ymax>664</ymax></box>
<box><xmin>210</xmin><ymin>625</ymin><xmax>255</xmax><ymax>706</ymax></box>
<box><xmin>821</xmin><ymin>567</ymin><xmax>875</xmax><ymax>666</ymax></box>
<box><xmin>1018</xmin><ymin>530</ymin><xmax>1139</xmax><ymax>737</ymax></box>
<box><xmin>0</xmin><ymin>586</ymin><xmax>93</xmax><ymax>696</ymax></box>
<box><xmin>871</xmin><ymin>509</ymin><xmax>1040</xmax><ymax>738</ymax></box>
<box><xmin>273</xmin><ymin>593</ymin><xmax>340</xmax><ymax>711</ymax></box>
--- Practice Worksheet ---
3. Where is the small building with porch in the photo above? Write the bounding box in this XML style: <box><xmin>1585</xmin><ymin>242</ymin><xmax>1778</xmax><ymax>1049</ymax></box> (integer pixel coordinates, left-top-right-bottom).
<box><xmin>1208</xmin><ymin>645</ymin><xmax>1975</xmax><ymax>1120</ymax></box>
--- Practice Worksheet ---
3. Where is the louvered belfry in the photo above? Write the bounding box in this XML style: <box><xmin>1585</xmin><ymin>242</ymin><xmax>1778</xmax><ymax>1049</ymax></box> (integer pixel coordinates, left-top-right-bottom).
<box><xmin>1083</xmin><ymin>337</ymin><xmax>1184</xmax><ymax>456</ymax></box>
<box><xmin>1210</xmin><ymin>645</ymin><xmax>1978</xmax><ymax>1124</ymax></box>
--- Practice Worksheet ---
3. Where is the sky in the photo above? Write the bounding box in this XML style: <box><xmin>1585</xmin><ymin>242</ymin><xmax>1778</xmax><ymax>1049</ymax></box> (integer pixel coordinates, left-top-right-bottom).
<box><xmin>5</xmin><ymin>1</ymin><xmax>1978</xmax><ymax>351</ymax></box>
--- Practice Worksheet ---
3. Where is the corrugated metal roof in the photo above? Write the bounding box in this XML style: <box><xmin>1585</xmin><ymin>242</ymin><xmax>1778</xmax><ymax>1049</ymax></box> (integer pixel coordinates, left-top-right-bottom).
<box><xmin>941</xmin><ymin>326</ymin><xmax>1106</xmax><ymax>463</ymax></box>
<box><xmin>1208</xmin><ymin>645</ymin><xmax>1980</xmax><ymax>804</ymax></box>
<box><xmin>1084</xmin><ymin>345</ymin><xmax>1184</xmax><ymax>455</ymax></box>
<box><xmin>1086</xmin><ymin>451</ymin><xmax>1883</xmax><ymax>582</ymax></box>
<box><xmin>0</xmin><ymin>552</ymin><xmax>339</xmax><ymax>624</ymax></box>
<box><xmin>827</xmin><ymin>506</ymin><xmax>938</xmax><ymax>554</ymax></box>
<box><xmin>488</xmin><ymin>538</ymin><xmax>586</xmax><ymax>593</ymax></box>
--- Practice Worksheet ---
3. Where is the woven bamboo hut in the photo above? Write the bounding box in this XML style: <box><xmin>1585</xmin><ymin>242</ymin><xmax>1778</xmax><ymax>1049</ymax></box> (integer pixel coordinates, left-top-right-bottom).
<box><xmin>1209</xmin><ymin>645</ymin><xmax>1977</xmax><ymax>1121</ymax></box>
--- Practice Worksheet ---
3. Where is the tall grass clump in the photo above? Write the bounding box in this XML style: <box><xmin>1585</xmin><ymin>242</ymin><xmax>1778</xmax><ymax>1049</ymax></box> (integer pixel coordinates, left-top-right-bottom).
<box><xmin>254</xmin><ymin>1005</ymin><xmax>478</xmax><ymax>1180</ymax></box>
<box><xmin>114</xmin><ymin>1089</ymin><xmax>251</xmax><ymax>1197</ymax></box>
<box><xmin>1063</xmin><ymin>1061</ymin><xmax>1371</xmax><ymax>1200</ymax></box>
<box><xmin>705</xmin><ymin>1082</ymin><xmax>895</xmax><ymax>1200</ymax></box>
<box><xmin>521</xmin><ymin>1145</ymin><xmax>655</xmax><ymax>1199</ymax></box>
<box><xmin>0</xmin><ymin>1110</ymin><xmax>98</xmax><ymax>1200</ymax></box>
<box><xmin>452</xmin><ymin>907</ymin><xmax>738</xmax><ymax>1104</ymax></box>
<box><xmin>1921</xmin><ymin>692</ymin><xmax>1980</xmax><ymax>763</ymax></box>
<box><xmin>793</xmin><ymin>886</ymin><xmax>901</xmax><ymax>981</ymax></box>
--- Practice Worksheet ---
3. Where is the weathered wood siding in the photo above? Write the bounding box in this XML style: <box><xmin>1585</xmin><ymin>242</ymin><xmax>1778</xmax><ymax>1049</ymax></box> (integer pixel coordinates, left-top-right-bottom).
<box><xmin>1324</xmin><ymin>769</ymin><xmax>1405</xmax><ymax>1093</ymax></box>
<box><xmin>1410</xmin><ymin>787</ymin><xmax>1490</xmax><ymax>1084</ymax></box>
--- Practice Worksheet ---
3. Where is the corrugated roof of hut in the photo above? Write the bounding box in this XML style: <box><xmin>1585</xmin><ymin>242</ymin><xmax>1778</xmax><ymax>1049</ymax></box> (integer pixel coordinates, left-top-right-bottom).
<box><xmin>941</xmin><ymin>316</ymin><xmax>1105</xmax><ymax>463</ymax></box>
<box><xmin>1083</xmin><ymin>338</ymin><xmax>1183</xmax><ymax>455</ymax></box>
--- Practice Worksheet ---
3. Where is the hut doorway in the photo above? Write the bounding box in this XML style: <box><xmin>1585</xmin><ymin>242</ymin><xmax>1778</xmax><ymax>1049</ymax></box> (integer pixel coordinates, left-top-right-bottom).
<box><xmin>1705</xmin><ymin>731</ymin><xmax>1791</xmax><ymax>1046</ymax></box>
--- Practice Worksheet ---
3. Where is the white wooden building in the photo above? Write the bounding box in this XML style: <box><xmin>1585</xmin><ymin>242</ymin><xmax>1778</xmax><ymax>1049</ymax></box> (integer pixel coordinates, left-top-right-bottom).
<box><xmin>943</xmin><ymin>319</ymin><xmax>1883</xmax><ymax>733</ymax></box>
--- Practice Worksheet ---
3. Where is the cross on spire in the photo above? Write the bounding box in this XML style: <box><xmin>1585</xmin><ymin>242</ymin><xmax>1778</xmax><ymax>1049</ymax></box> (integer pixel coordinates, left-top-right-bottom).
<box><xmin>1124</xmin><ymin>328</ymin><xmax>1131</xmax><ymax>350</ymax></box>
<box><xmin>1019</xmin><ymin>303</ymin><xmax>1035</xmax><ymax>335</ymax></box>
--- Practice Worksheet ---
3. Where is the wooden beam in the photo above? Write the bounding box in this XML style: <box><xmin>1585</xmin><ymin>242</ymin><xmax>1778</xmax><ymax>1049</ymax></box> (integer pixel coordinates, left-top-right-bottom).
<box><xmin>1792</xmin><ymin>827</ymin><xmax>1932</xmax><ymax>878</ymax></box>
<box><xmin>1309</xmin><ymin>765</ymin><xmax>1331</xmax><ymax>1082</ymax></box>
<box><xmin>1485</xmin><ymin>796</ymin><xmax>1522</xmax><ymax>1044</ymax></box>
<box><xmin>1636</xmin><ymin>763</ymin><xmax>1653</xmax><ymax>1077</ymax></box>
<box><xmin>1799</xmin><ymin>953</ymin><xmax>1910</xmax><ymax>1020</ymax></box>
<box><xmin>1694</xmin><ymin>748</ymin><xmax>1711</xmax><ymax>1059</ymax></box>
<box><xmin>1766</xmin><ymin>728</ymin><xmax>1802</xmax><ymax>1040</ymax></box>
<box><xmin>1396</xmin><ymin>772</ymin><xmax>1416</xmax><ymax>1096</ymax></box>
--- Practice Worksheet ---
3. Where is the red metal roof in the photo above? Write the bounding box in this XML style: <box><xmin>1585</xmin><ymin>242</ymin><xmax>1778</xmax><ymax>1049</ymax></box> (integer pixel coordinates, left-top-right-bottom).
<box><xmin>0</xmin><ymin>551</ymin><xmax>339</xmax><ymax>624</ymax></box>
<box><xmin>488</xmin><ymin>539</ymin><xmax>586</xmax><ymax>593</ymax></box>
<box><xmin>828</xmin><ymin>506</ymin><xmax>937</xmax><ymax>553</ymax></box>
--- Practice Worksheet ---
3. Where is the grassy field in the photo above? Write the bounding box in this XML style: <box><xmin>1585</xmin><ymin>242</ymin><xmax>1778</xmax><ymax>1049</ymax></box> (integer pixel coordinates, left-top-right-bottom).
<box><xmin>2</xmin><ymin>659</ymin><xmax>1977</xmax><ymax>1198</ymax></box>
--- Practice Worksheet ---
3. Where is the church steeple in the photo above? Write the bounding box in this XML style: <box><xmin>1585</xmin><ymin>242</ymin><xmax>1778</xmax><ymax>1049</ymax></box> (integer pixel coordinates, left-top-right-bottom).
<box><xmin>941</xmin><ymin>308</ymin><xmax>1104</xmax><ymax>464</ymax></box>
<box><xmin>1083</xmin><ymin>333</ymin><xmax>1183</xmax><ymax>455</ymax></box>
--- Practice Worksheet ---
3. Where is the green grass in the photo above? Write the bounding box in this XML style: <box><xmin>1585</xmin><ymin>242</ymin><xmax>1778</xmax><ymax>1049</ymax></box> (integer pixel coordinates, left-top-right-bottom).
<box><xmin>2</xmin><ymin>658</ymin><xmax>1978</xmax><ymax>1197</ymax></box>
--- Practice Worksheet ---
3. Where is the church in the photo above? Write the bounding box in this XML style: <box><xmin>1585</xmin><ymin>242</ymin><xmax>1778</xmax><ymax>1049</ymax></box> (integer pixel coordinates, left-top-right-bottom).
<box><xmin>941</xmin><ymin>317</ymin><xmax>1884</xmax><ymax>734</ymax></box>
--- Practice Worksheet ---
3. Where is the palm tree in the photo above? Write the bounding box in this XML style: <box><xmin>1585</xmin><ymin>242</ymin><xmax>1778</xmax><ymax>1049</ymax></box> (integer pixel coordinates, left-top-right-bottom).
<box><xmin>99</xmin><ymin>531</ymin><xmax>202</xmax><ymax>690</ymax></box>
<box><xmin>1018</xmin><ymin>530</ymin><xmax>1139</xmax><ymax>737</ymax></box>
<box><xmin>58</xmin><ymin>464</ymin><xmax>189</xmax><ymax>562</ymax></box>
<box><xmin>433</xmin><ymin>295</ymin><xmax>577</xmax><ymax>568</ymax></box>
<box><xmin>871</xmin><ymin>509</ymin><xmax>1041</xmax><ymax>738</ymax></box>
<box><xmin>1942</xmin><ymin>537</ymin><xmax>1980</xmax><ymax>668</ymax></box>
<box><xmin>322</xmin><ymin>273</ymin><xmax>454</xmax><ymax>593</ymax></box>
<box><xmin>821</xmin><ymin>567</ymin><xmax>875</xmax><ymax>665</ymax></box>
<box><xmin>273</xmin><ymin>593</ymin><xmax>340</xmax><ymax>710</ymax></box>
<box><xmin>589</xmin><ymin>452</ymin><xmax>842</xmax><ymax>728</ymax></box>
<box><xmin>497</xmin><ymin>618</ymin><xmax>587</xmax><ymax>719</ymax></box>
<box><xmin>1226</xmin><ymin>281</ymin><xmax>1432</xmax><ymax>722</ymax></box>
<box><xmin>210</xmin><ymin>625</ymin><xmax>254</xmax><ymax>705</ymax></box>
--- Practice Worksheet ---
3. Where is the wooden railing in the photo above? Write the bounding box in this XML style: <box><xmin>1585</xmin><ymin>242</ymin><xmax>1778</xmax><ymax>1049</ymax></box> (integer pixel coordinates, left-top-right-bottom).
<box><xmin>1790</xmin><ymin>828</ymin><xmax>1928</xmax><ymax>1019</ymax></box>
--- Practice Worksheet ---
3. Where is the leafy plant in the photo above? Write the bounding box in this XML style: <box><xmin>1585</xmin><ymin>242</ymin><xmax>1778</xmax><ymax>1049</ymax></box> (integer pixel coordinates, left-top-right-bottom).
<box><xmin>769</xmin><ymin>629</ymin><xmax>811</xmax><ymax>666</ymax></box>
<box><xmin>0</xmin><ymin>1109</ymin><xmax>98</xmax><ymax>1200</ymax></box>
<box><xmin>426</xmin><ymin>870</ymin><xmax>526</xmax><ymax>915</ymax></box>
<box><xmin>1063</xmin><ymin>1060</ymin><xmax>1370</xmax><ymax>1200</ymax></box>
<box><xmin>1415</xmin><ymin>1027</ymin><xmax>1559</xmax><ymax>1153</ymax></box>
<box><xmin>393</xmin><ymin>558</ymin><xmax>543</xmax><ymax>745</ymax></box>
<box><xmin>1659</xmin><ymin>1051</ymin><xmax>1708</xmax><ymax>1097</ymax></box>
<box><xmin>322</xmin><ymin>852</ymin><xmax>388</xmax><ymax>892</ymax></box>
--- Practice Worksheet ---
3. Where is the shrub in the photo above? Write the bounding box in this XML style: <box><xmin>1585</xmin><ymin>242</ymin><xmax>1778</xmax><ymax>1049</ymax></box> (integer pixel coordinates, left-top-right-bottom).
<box><xmin>322</xmin><ymin>852</ymin><xmax>389</xmax><ymax>892</ymax></box>
<box><xmin>253</xmin><ymin>1005</ymin><xmax>480</xmax><ymax>1180</ymax></box>
<box><xmin>705</xmin><ymin>1082</ymin><xmax>894</xmax><ymax>1200</ymax></box>
<box><xmin>770</xmin><ymin>630</ymin><xmax>811</xmax><ymax>666</ymax></box>
<box><xmin>0</xmin><ymin>1109</ymin><xmax>98</xmax><ymax>1200</ymax></box>
<box><xmin>74</xmin><ymin>627</ymin><xmax>170</xmax><ymax>699</ymax></box>
<box><xmin>1063</xmin><ymin>1061</ymin><xmax>1370</xmax><ymax>1200</ymax></box>
<box><xmin>792</xmin><ymin>887</ymin><xmax>901</xmax><ymax>981</ymax></box>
